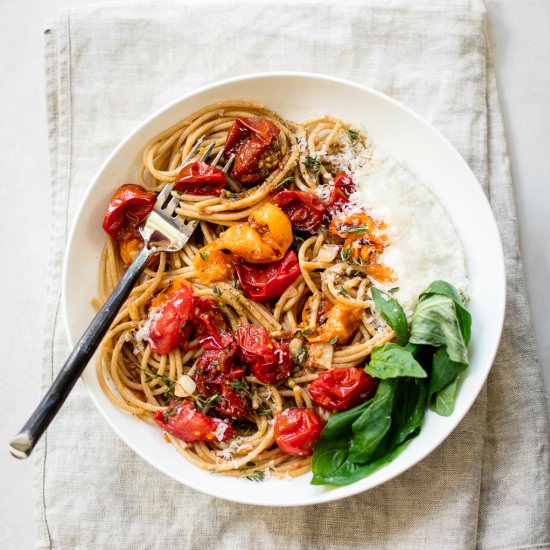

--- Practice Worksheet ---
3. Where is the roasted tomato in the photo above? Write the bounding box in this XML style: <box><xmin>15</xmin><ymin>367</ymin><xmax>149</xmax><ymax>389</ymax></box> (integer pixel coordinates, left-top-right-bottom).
<box><xmin>271</xmin><ymin>190</ymin><xmax>326</xmax><ymax>232</ymax></box>
<box><xmin>193</xmin><ymin>242</ymin><xmax>234</xmax><ymax>285</ymax></box>
<box><xmin>195</xmin><ymin>346</ymin><xmax>248</xmax><ymax>419</ymax></box>
<box><xmin>174</xmin><ymin>161</ymin><xmax>227</xmax><ymax>196</ymax></box>
<box><xmin>365</xmin><ymin>263</ymin><xmax>398</xmax><ymax>283</ymax></box>
<box><xmin>117</xmin><ymin>224</ymin><xmax>143</xmax><ymax>266</ymax></box>
<box><xmin>102</xmin><ymin>184</ymin><xmax>155</xmax><ymax>237</ymax></box>
<box><xmin>154</xmin><ymin>400</ymin><xmax>235</xmax><ymax>442</ymax></box>
<box><xmin>329</xmin><ymin>211</ymin><xmax>389</xmax><ymax>245</ymax></box>
<box><xmin>224</xmin><ymin>117</ymin><xmax>281</xmax><ymax>184</ymax></box>
<box><xmin>149</xmin><ymin>279</ymin><xmax>194</xmax><ymax>355</ymax></box>
<box><xmin>325</xmin><ymin>171</ymin><xmax>356</xmax><ymax>213</ymax></box>
<box><xmin>308</xmin><ymin>367</ymin><xmax>378</xmax><ymax>411</ymax></box>
<box><xmin>274</xmin><ymin>407</ymin><xmax>324</xmax><ymax>456</ymax></box>
<box><xmin>308</xmin><ymin>302</ymin><xmax>364</xmax><ymax>344</ymax></box>
<box><xmin>236</xmin><ymin>325</ymin><xmax>291</xmax><ymax>385</ymax></box>
<box><xmin>235</xmin><ymin>249</ymin><xmax>301</xmax><ymax>301</ymax></box>
<box><xmin>191</xmin><ymin>297</ymin><xmax>235</xmax><ymax>351</ymax></box>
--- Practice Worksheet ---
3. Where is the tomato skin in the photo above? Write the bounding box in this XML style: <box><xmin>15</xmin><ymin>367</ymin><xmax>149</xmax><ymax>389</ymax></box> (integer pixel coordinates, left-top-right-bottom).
<box><xmin>236</xmin><ymin>325</ymin><xmax>291</xmax><ymax>385</ymax></box>
<box><xmin>224</xmin><ymin>117</ymin><xmax>280</xmax><ymax>184</ymax></box>
<box><xmin>102</xmin><ymin>184</ymin><xmax>156</xmax><ymax>237</ymax></box>
<box><xmin>149</xmin><ymin>281</ymin><xmax>194</xmax><ymax>355</ymax></box>
<box><xmin>235</xmin><ymin>249</ymin><xmax>301</xmax><ymax>302</ymax></box>
<box><xmin>154</xmin><ymin>400</ymin><xmax>235</xmax><ymax>442</ymax></box>
<box><xmin>270</xmin><ymin>190</ymin><xmax>326</xmax><ymax>232</ymax></box>
<box><xmin>174</xmin><ymin>161</ymin><xmax>227</xmax><ymax>196</ymax></box>
<box><xmin>325</xmin><ymin>171</ymin><xmax>356</xmax><ymax>213</ymax></box>
<box><xmin>192</xmin><ymin>297</ymin><xmax>235</xmax><ymax>351</ymax></box>
<box><xmin>308</xmin><ymin>368</ymin><xmax>378</xmax><ymax>411</ymax></box>
<box><xmin>274</xmin><ymin>407</ymin><xmax>324</xmax><ymax>456</ymax></box>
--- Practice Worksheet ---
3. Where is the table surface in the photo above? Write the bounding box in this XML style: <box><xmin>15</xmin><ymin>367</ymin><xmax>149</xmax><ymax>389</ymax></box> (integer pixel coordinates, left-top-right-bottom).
<box><xmin>1</xmin><ymin>1</ymin><xmax>548</xmax><ymax>548</ymax></box>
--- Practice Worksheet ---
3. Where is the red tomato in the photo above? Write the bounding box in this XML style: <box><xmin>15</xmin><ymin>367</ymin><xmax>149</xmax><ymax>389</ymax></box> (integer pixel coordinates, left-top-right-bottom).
<box><xmin>325</xmin><ymin>171</ymin><xmax>356</xmax><ymax>213</ymax></box>
<box><xmin>274</xmin><ymin>407</ymin><xmax>324</xmax><ymax>456</ymax></box>
<box><xmin>191</xmin><ymin>297</ymin><xmax>235</xmax><ymax>350</ymax></box>
<box><xmin>235</xmin><ymin>249</ymin><xmax>301</xmax><ymax>302</ymax></box>
<box><xmin>195</xmin><ymin>346</ymin><xmax>248</xmax><ymax>419</ymax></box>
<box><xmin>236</xmin><ymin>325</ymin><xmax>291</xmax><ymax>385</ymax></box>
<box><xmin>174</xmin><ymin>161</ymin><xmax>227</xmax><ymax>195</ymax></box>
<box><xmin>154</xmin><ymin>400</ymin><xmax>235</xmax><ymax>442</ymax></box>
<box><xmin>270</xmin><ymin>190</ymin><xmax>326</xmax><ymax>232</ymax></box>
<box><xmin>224</xmin><ymin>117</ymin><xmax>280</xmax><ymax>184</ymax></box>
<box><xmin>308</xmin><ymin>367</ymin><xmax>378</xmax><ymax>411</ymax></box>
<box><xmin>149</xmin><ymin>282</ymin><xmax>194</xmax><ymax>355</ymax></box>
<box><xmin>102</xmin><ymin>184</ymin><xmax>156</xmax><ymax>237</ymax></box>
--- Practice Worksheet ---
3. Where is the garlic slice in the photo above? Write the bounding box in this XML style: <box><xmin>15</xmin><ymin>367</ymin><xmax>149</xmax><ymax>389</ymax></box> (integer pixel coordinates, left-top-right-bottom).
<box><xmin>174</xmin><ymin>374</ymin><xmax>196</xmax><ymax>397</ymax></box>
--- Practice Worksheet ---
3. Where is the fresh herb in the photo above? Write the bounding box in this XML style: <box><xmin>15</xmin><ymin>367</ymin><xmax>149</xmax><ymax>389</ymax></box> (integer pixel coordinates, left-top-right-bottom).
<box><xmin>303</xmin><ymin>155</ymin><xmax>321</xmax><ymax>173</ymax></box>
<box><xmin>141</xmin><ymin>368</ymin><xmax>175</xmax><ymax>399</ymax></box>
<box><xmin>348</xmin><ymin>129</ymin><xmax>359</xmax><ymax>141</ymax></box>
<box><xmin>189</xmin><ymin>393</ymin><xmax>220</xmax><ymax>411</ymax></box>
<box><xmin>338</xmin><ymin>286</ymin><xmax>349</xmax><ymax>297</ymax></box>
<box><xmin>365</xmin><ymin>343</ymin><xmax>427</xmax><ymax>379</ymax></box>
<box><xmin>296</xmin><ymin>347</ymin><xmax>309</xmax><ymax>366</ymax></box>
<box><xmin>371</xmin><ymin>287</ymin><xmax>409</xmax><ymax>345</ymax></box>
<box><xmin>294</xmin><ymin>234</ymin><xmax>305</xmax><ymax>243</ymax></box>
<box><xmin>228</xmin><ymin>192</ymin><xmax>241</xmax><ymax>200</ymax></box>
<box><xmin>275</xmin><ymin>176</ymin><xmax>295</xmax><ymax>188</ymax></box>
<box><xmin>245</xmin><ymin>470</ymin><xmax>265</xmax><ymax>482</ymax></box>
<box><xmin>329</xmin><ymin>336</ymin><xmax>338</xmax><ymax>345</ymax></box>
<box><xmin>342</xmin><ymin>224</ymin><xmax>370</xmax><ymax>235</ymax></box>
<box><xmin>388</xmin><ymin>287</ymin><xmax>400</xmax><ymax>294</ymax></box>
<box><xmin>256</xmin><ymin>407</ymin><xmax>272</xmax><ymax>416</ymax></box>
<box><xmin>245</xmin><ymin>461</ymin><xmax>256</xmax><ymax>467</ymax></box>
<box><xmin>212</xmin><ymin>285</ymin><xmax>222</xmax><ymax>297</ymax></box>
<box><xmin>230</xmin><ymin>379</ymin><xmax>253</xmax><ymax>399</ymax></box>
<box><xmin>340</xmin><ymin>247</ymin><xmax>351</xmax><ymax>263</ymax></box>
<box><xmin>199</xmin><ymin>251</ymin><xmax>209</xmax><ymax>260</ymax></box>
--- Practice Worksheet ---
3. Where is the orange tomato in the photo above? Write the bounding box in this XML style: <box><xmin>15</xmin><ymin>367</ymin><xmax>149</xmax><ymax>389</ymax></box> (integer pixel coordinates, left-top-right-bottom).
<box><xmin>329</xmin><ymin>211</ymin><xmax>389</xmax><ymax>245</ymax></box>
<box><xmin>193</xmin><ymin>242</ymin><xmax>234</xmax><ymax>285</ymax></box>
<box><xmin>366</xmin><ymin>263</ymin><xmax>397</xmax><ymax>283</ymax></box>
<box><xmin>308</xmin><ymin>302</ymin><xmax>364</xmax><ymax>344</ymax></box>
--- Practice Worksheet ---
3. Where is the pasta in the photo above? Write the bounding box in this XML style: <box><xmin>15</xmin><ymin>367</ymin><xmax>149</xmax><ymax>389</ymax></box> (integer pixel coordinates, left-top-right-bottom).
<box><xmin>96</xmin><ymin>101</ymin><xmax>395</xmax><ymax>480</ymax></box>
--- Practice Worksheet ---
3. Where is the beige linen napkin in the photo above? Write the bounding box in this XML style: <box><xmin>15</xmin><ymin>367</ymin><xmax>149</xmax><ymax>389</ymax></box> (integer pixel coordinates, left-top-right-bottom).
<box><xmin>38</xmin><ymin>1</ymin><xmax>549</xmax><ymax>548</ymax></box>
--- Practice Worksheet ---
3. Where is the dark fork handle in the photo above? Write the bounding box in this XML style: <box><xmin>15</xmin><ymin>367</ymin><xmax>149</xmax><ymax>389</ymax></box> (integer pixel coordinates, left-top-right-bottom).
<box><xmin>9</xmin><ymin>246</ymin><xmax>153</xmax><ymax>459</ymax></box>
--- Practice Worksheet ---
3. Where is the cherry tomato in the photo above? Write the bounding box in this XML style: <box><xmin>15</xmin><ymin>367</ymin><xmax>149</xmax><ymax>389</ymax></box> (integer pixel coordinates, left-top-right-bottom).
<box><xmin>117</xmin><ymin>224</ymin><xmax>143</xmax><ymax>266</ymax></box>
<box><xmin>308</xmin><ymin>367</ymin><xmax>378</xmax><ymax>411</ymax></box>
<box><xmin>274</xmin><ymin>407</ymin><xmax>324</xmax><ymax>456</ymax></box>
<box><xmin>325</xmin><ymin>171</ymin><xmax>356</xmax><ymax>213</ymax></box>
<box><xmin>224</xmin><ymin>117</ymin><xmax>281</xmax><ymax>184</ymax></box>
<box><xmin>154</xmin><ymin>400</ymin><xmax>235</xmax><ymax>442</ymax></box>
<box><xmin>191</xmin><ymin>297</ymin><xmax>235</xmax><ymax>350</ymax></box>
<box><xmin>174</xmin><ymin>161</ymin><xmax>227</xmax><ymax>195</ymax></box>
<box><xmin>149</xmin><ymin>280</ymin><xmax>194</xmax><ymax>355</ymax></box>
<box><xmin>236</xmin><ymin>325</ymin><xmax>291</xmax><ymax>385</ymax></box>
<box><xmin>235</xmin><ymin>249</ymin><xmax>301</xmax><ymax>302</ymax></box>
<box><xmin>195</xmin><ymin>346</ymin><xmax>249</xmax><ymax>419</ymax></box>
<box><xmin>102</xmin><ymin>184</ymin><xmax>156</xmax><ymax>237</ymax></box>
<box><xmin>270</xmin><ymin>190</ymin><xmax>326</xmax><ymax>232</ymax></box>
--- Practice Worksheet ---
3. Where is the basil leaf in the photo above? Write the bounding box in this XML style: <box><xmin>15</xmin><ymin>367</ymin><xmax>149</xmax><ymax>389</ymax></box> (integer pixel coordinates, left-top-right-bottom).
<box><xmin>348</xmin><ymin>380</ymin><xmax>397</xmax><ymax>463</ymax></box>
<box><xmin>365</xmin><ymin>342</ymin><xmax>427</xmax><ymax>379</ymax></box>
<box><xmin>428</xmin><ymin>348</ymin><xmax>467</xmax><ymax>405</ymax></box>
<box><xmin>371</xmin><ymin>287</ymin><xmax>409</xmax><ymax>344</ymax></box>
<box><xmin>431</xmin><ymin>376</ymin><xmax>460</xmax><ymax>416</ymax></box>
<box><xmin>419</xmin><ymin>280</ymin><xmax>471</xmax><ymax>345</ymax></box>
<box><xmin>409</xmin><ymin>294</ymin><xmax>468</xmax><ymax>364</ymax></box>
<box><xmin>390</xmin><ymin>378</ymin><xmax>428</xmax><ymax>446</ymax></box>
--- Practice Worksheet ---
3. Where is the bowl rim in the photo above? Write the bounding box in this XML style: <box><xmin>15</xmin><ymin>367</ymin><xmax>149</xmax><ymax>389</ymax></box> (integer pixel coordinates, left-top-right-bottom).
<box><xmin>61</xmin><ymin>70</ymin><xmax>506</xmax><ymax>506</ymax></box>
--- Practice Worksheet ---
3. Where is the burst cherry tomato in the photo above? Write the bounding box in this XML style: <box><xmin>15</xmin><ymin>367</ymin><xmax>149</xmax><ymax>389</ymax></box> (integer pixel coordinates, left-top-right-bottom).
<box><xmin>308</xmin><ymin>367</ymin><xmax>378</xmax><ymax>411</ymax></box>
<box><xmin>235</xmin><ymin>249</ymin><xmax>301</xmax><ymax>302</ymax></box>
<box><xmin>270</xmin><ymin>190</ymin><xmax>326</xmax><ymax>232</ymax></box>
<box><xmin>274</xmin><ymin>407</ymin><xmax>324</xmax><ymax>456</ymax></box>
<box><xmin>191</xmin><ymin>297</ymin><xmax>235</xmax><ymax>350</ymax></box>
<box><xmin>325</xmin><ymin>171</ymin><xmax>356</xmax><ymax>213</ymax></box>
<box><xmin>102</xmin><ymin>184</ymin><xmax>156</xmax><ymax>237</ymax></box>
<box><xmin>224</xmin><ymin>117</ymin><xmax>280</xmax><ymax>184</ymax></box>
<box><xmin>154</xmin><ymin>400</ymin><xmax>235</xmax><ymax>442</ymax></box>
<box><xmin>149</xmin><ymin>280</ymin><xmax>194</xmax><ymax>355</ymax></box>
<box><xmin>174</xmin><ymin>161</ymin><xmax>227</xmax><ymax>195</ymax></box>
<box><xmin>236</xmin><ymin>325</ymin><xmax>291</xmax><ymax>385</ymax></box>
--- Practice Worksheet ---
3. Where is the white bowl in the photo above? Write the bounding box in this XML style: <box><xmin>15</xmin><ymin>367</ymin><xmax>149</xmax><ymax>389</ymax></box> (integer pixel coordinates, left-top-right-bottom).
<box><xmin>63</xmin><ymin>72</ymin><xmax>505</xmax><ymax>506</ymax></box>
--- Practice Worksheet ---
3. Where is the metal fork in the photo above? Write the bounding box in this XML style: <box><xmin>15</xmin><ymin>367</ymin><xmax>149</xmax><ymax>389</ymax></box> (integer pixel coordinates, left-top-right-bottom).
<box><xmin>9</xmin><ymin>140</ymin><xmax>233</xmax><ymax>459</ymax></box>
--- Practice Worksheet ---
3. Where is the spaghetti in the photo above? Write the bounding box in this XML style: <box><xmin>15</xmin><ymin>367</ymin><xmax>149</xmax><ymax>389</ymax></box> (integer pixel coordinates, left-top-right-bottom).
<box><xmin>96</xmin><ymin>101</ymin><xmax>395</xmax><ymax>480</ymax></box>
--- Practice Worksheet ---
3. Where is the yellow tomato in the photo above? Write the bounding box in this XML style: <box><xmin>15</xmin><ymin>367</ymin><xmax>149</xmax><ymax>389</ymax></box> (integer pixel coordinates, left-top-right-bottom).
<box><xmin>308</xmin><ymin>302</ymin><xmax>364</xmax><ymax>344</ymax></box>
<box><xmin>193</xmin><ymin>242</ymin><xmax>234</xmax><ymax>285</ymax></box>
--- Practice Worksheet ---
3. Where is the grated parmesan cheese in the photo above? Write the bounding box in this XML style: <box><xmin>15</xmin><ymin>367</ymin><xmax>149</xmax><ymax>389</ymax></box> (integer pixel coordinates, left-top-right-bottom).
<box><xmin>352</xmin><ymin>147</ymin><xmax>469</xmax><ymax>316</ymax></box>
<box><xmin>214</xmin><ymin>421</ymin><xmax>229</xmax><ymax>443</ymax></box>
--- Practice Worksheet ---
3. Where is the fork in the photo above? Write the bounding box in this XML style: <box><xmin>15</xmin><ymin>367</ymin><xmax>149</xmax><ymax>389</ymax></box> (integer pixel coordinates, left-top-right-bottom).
<box><xmin>9</xmin><ymin>139</ymin><xmax>234</xmax><ymax>459</ymax></box>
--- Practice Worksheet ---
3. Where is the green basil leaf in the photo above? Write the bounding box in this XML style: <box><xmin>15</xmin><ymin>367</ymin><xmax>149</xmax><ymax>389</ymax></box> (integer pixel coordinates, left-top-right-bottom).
<box><xmin>365</xmin><ymin>342</ymin><xmax>427</xmax><ymax>379</ymax></box>
<box><xmin>428</xmin><ymin>348</ymin><xmax>467</xmax><ymax>406</ymax></box>
<box><xmin>390</xmin><ymin>378</ymin><xmax>428</xmax><ymax>446</ymax></box>
<box><xmin>409</xmin><ymin>294</ymin><xmax>468</xmax><ymax>364</ymax></box>
<box><xmin>348</xmin><ymin>380</ymin><xmax>397</xmax><ymax>463</ymax></box>
<box><xmin>419</xmin><ymin>280</ymin><xmax>471</xmax><ymax>345</ymax></box>
<box><xmin>430</xmin><ymin>376</ymin><xmax>460</xmax><ymax>416</ymax></box>
<box><xmin>371</xmin><ymin>287</ymin><xmax>409</xmax><ymax>344</ymax></box>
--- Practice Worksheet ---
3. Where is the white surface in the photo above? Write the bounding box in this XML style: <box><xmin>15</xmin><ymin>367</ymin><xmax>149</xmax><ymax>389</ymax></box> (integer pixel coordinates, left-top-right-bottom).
<box><xmin>0</xmin><ymin>0</ymin><xmax>548</xmax><ymax>546</ymax></box>
<box><xmin>62</xmin><ymin>72</ymin><xmax>505</xmax><ymax>506</ymax></box>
